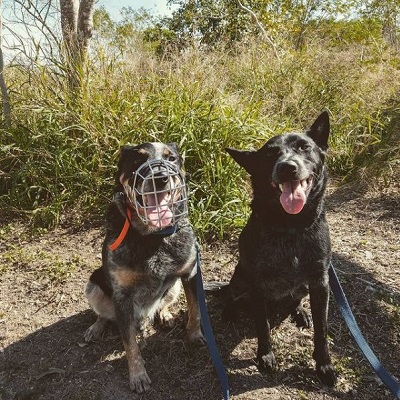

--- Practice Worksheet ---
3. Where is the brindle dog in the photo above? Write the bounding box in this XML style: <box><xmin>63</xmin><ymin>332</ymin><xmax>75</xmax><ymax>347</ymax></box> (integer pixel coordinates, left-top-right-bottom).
<box><xmin>84</xmin><ymin>142</ymin><xmax>204</xmax><ymax>393</ymax></box>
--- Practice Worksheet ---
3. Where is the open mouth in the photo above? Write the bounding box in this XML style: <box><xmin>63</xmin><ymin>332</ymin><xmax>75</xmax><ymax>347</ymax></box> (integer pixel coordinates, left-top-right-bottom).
<box><xmin>142</xmin><ymin>190</ymin><xmax>174</xmax><ymax>228</ymax></box>
<box><xmin>129</xmin><ymin>158</ymin><xmax>188</xmax><ymax>229</ymax></box>
<box><xmin>273</xmin><ymin>176</ymin><xmax>313</xmax><ymax>214</ymax></box>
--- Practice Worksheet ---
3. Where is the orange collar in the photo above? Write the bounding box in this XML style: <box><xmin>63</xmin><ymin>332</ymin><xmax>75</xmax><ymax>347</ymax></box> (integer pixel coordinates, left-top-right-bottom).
<box><xmin>108</xmin><ymin>208</ymin><xmax>178</xmax><ymax>251</ymax></box>
<box><xmin>109</xmin><ymin>208</ymin><xmax>132</xmax><ymax>251</ymax></box>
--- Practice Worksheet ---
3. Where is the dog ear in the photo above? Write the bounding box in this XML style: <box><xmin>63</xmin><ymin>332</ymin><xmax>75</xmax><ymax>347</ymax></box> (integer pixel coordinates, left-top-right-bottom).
<box><xmin>226</xmin><ymin>147</ymin><xmax>258</xmax><ymax>174</ymax></box>
<box><xmin>117</xmin><ymin>145</ymin><xmax>145</xmax><ymax>178</ymax></box>
<box><xmin>118</xmin><ymin>145</ymin><xmax>143</xmax><ymax>165</ymax></box>
<box><xmin>306</xmin><ymin>111</ymin><xmax>330</xmax><ymax>151</ymax></box>
<box><xmin>167</xmin><ymin>142</ymin><xmax>179</xmax><ymax>152</ymax></box>
<box><xmin>120</xmin><ymin>144</ymin><xmax>137</xmax><ymax>156</ymax></box>
<box><xmin>167</xmin><ymin>142</ymin><xmax>184</xmax><ymax>168</ymax></box>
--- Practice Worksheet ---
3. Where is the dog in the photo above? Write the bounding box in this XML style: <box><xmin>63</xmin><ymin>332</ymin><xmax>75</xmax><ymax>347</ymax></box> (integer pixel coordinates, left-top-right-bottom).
<box><xmin>84</xmin><ymin>142</ymin><xmax>204</xmax><ymax>393</ymax></box>
<box><xmin>224</xmin><ymin>111</ymin><xmax>337</xmax><ymax>386</ymax></box>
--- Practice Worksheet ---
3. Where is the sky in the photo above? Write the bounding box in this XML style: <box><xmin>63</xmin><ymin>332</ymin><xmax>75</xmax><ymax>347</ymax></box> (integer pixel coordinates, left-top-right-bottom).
<box><xmin>97</xmin><ymin>0</ymin><xmax>177</xmax><ymax>20</ymax></box>
<box><xmin>1</xmin><ymin>0</ymin><xmax>177</xmax><ymax>61</ymax></box>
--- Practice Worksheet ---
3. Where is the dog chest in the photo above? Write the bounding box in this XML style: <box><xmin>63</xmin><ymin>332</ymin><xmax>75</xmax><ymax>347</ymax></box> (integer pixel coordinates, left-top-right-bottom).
<box><xmin>256</xmin><ymin>254</ymin><xmax>308</xmax><ymax>298</ymax></box>
<box><xmin>239</xmin><ymin>228</ymin><xmax>328</xmax><ymax>299</ymax></box>
<box><xmin>105</xmin><ymin>234</ymin><xmax>196</xmax><ymax>286</ymax></box>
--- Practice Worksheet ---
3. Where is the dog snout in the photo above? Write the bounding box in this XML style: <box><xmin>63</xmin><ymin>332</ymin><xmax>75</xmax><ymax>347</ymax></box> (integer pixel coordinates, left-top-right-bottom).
<box><xmin>274</xmin><ymin>160</ymin><xmax>298</xmax><ymax>181</ymax></box>
<box><xmin>152</xmin><ymin>172</ymin><xmax>170</xmax><ymax>190</ymax></box>
<box><xmin>153</xmin><ymin>170</ymin><xmax>168</xmax><ymax>179</ymax></box>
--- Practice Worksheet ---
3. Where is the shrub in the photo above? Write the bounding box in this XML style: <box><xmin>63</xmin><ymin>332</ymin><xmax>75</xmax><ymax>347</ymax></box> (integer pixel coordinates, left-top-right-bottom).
<box><xmin>1</xmin><ymin>35</ymin><xmax>399</xmax><ymax>238</ymax></box>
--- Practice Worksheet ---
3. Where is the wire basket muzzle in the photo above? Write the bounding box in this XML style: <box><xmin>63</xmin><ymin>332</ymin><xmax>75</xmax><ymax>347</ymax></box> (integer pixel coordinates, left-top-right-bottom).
<box><xmin>131</xmin><ymin>159</ymin><xmax>188</xmax><ymax>228</ymax></box>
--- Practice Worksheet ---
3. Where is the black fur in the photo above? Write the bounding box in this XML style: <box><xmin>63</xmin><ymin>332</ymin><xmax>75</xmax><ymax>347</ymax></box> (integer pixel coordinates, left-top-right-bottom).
<box><xmin>84</xmin><ymin>142</ymin><xmax>203</xmax><ymax>394</ymax></box>
<box><xmin>225</xmin><ymin>111</ymin><xmax>337</xmax><ymax>386</ymax></box>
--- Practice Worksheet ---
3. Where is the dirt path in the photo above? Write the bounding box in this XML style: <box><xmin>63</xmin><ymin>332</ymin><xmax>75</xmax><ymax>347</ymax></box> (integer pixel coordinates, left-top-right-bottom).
<box><xmin>1</xmin><ymin>184</ymin><xmax>399</xmax><ymax>400</ymax></box>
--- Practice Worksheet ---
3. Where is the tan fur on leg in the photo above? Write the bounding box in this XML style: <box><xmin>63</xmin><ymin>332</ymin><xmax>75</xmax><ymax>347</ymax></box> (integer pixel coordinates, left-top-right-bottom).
<box><xmin>158</xmin><ymin>280</ymin><xmax>181</xmax><ymax>328</ymax></box>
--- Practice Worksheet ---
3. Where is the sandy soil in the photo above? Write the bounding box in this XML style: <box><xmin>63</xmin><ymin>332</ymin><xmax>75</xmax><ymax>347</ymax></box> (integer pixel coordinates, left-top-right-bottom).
<box><xmin>1</xmin><ymin>183</ymin><xmax>399</xmax><ymax>400</ymax></box>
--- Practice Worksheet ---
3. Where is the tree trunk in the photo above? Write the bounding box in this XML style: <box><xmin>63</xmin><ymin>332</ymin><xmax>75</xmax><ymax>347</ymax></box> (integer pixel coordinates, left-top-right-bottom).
<box><xmin>0</xmin><ymin>0</ymin><xmax>11</xmax><ymax>129</ymax></box>
<box><xmin>60</xmin><ymin>0</ymin><xmax>95</xmax><ymax>92</ymax></box>
<box><xmin>77</xmin><ymin>0</ymin><xmax>95</xmax><ymax>57</ymax></box>
<box><xmin>380</xmin><ymin>1</ymin><xmax>399</xmax><ymax>50</ymax></box>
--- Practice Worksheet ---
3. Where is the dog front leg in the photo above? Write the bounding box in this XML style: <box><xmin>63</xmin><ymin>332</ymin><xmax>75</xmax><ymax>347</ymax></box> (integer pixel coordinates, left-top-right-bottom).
<box><xmin>309</xmin><ymin>277</ymin><xmax>337</xmax><ymax>386</ymax></box>
<box><xmin>252</xmin><ymin>292</ymin><xmax>276</xmax><ymax>373</ymax></box>
<box><xmin>182</xmin><ymin>276</ymin><xmax>205</xmax><ymax>343</ymax></box>
<box><xmin>114</xmin><ymin>298</ymin><xmax>151</xmax><ymax>393</ymax></box>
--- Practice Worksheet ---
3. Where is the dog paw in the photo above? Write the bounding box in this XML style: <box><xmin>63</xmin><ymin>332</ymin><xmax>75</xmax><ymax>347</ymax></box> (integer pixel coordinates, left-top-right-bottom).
<box><xmin>84</xmin><ymin>324</ymin><xmax>102</xmax><ymax>342</ymax></box>
<box><xmin>257</xmin><ymin>351</ymin><xmax>277</xmax><ymax>373</ymax></box>
<box><xmin>159</xmin><ymin>310</ymin><xmax>175</xmax><ymax>328</ymax></box>
<box><xmin>187</xmin><ymin>328</ymin><xmax>206</xmax><ymax>344</ymax></box>
<box><xmin>84</xmin><ymin>317</ymin><xmax>108</xmax><ymax>342</ymax></box>
<box><xmin>129</xmin><ymin>371</ymin><xmax>152</xmax><ymax>393</ymax></box>
<box><xmin>316</xmin><ymin>363</ymin><xmax>337</xmax><ymax>386</ymax></box>
<box><xmin>292</xmin><ymin>307</ymin><xmax>312</xmax><ymax>329</ymax></box>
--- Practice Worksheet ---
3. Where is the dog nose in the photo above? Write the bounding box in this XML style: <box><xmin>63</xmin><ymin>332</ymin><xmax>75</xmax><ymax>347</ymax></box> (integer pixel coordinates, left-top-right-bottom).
<box><xmin>276</xmin><ymin>160</ymin><xmax>298</xmax><ymax>179</ymax></box>
<box><xmin>152</xmin><ymin>171</ymin><xmax>170</xmax><ymax>189</ymax></box>
<box><xmin>278</xmin><ymin>160</ymin><xmax>297</xmax><ymax>173</ymax></box>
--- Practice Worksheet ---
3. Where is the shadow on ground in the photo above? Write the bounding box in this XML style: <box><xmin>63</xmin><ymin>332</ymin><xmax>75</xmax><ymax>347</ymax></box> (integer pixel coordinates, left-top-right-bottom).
<box><xmin>200</xmin><ymin>231</ymin><xmax>400</xmax><ymax>399</ymax></box>
<box><xmin>1</xmin><ymin>183</ymin><xmax>399</xmax><ymax>399</ymax></box>
<box><xmin>1</xmin><ymin>309</ymin><xmax>222</xmax><ymax>400</ymax></box>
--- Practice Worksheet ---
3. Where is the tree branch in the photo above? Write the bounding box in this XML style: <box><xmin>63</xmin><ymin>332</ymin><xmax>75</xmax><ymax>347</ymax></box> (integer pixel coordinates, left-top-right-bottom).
<box><xmin>237</xmin><ymin>0</ymin><xmax>280</xmax><ymax>60</ymax></box>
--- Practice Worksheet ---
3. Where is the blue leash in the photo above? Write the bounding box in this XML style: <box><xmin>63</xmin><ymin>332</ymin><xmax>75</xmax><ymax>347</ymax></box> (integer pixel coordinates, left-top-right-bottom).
<box><xmin>329</xmin><ymin>263</ymin><xmax>400</xmax><ymax>399</ymax></box>
<box><xmin>195</xmin><ymin>244</ymin><xmax>230</xmax><ymax>400</ymax></box>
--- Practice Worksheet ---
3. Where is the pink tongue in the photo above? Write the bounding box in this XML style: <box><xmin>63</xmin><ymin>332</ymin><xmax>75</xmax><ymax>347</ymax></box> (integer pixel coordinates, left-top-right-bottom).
<box><xmin>279</xmin><ymin>180</ymin><xmax>306</xmax><ymax>214</ymax></box>
<box><xmin>146</xmin><ymin>193</ymin><xmax>173</xmax><ymax>228</ymax></box>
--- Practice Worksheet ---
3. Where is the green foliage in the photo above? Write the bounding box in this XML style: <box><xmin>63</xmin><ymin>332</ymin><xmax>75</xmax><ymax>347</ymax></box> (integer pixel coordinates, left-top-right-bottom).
<box><xmin>1</xmin><ymin>12</ymin><xmax>400</xmax><ymax>239</ymax></box>
<box><xmin>146</xmin><ymin>0</ymin><xmax>360</xmax><ymax>52</ymax></box>
<box><xmin>351</xmin><ymin>103</ymin><xmax>400</xmax><ymax>183</ymax></box>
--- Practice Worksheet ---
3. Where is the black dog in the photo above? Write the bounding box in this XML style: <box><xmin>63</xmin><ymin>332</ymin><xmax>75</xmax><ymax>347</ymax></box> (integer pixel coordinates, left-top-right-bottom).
<box><xmin>224</xmin><ymin>111</ymin><xmax>336</xmax><ymax>386</ymax></box>
<box><xmin>84</xmin><ymin>142</ymin><xmax>204</xmax><ymax>393</ymax></box>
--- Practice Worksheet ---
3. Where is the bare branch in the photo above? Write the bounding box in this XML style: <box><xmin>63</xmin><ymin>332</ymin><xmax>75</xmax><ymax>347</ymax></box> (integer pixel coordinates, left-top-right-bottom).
<box><xmin>13</xmin><ymin>0</ymin><xmax>59</xmax><ymax>44</ymax></box>
<box><xmin>237</xmin><ymin>0</ymin><xmax>280</xmax><ymax>60</ymax></box>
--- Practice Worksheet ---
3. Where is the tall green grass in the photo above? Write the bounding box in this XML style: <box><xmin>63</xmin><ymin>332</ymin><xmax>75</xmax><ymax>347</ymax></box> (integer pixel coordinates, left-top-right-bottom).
<box><xmin>1</xmin><ymin>37</ymin><xmax>400</xmax><ymax>239</ymax></box>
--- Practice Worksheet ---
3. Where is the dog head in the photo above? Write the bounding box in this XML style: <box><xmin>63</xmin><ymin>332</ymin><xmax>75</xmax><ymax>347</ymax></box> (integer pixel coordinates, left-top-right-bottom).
<box><xmin>226</xmin><ymin>111</ymin><xmax>330</xmax><ymax>217</ymax></box>
<box><xmin>116</xmin><ymin>142</ymin><xmax>188</xmax><ymax>232</ymax></box>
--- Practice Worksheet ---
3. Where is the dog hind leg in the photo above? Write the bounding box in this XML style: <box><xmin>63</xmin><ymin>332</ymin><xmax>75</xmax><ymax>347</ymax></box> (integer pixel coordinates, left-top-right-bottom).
<box><xmin>182</xmin><ymin>276</ymin><xmax>204</xmax><ymax>342</ymax></box>
<box><xmin>270</xmin><ymin>286</ymin><xmax>312</xmax><ymax>329</ymax></box>
<box><xmin>222</xmin><ymin>261</ymin><xmax>250</xmax><ymax>321</ymax></box>
<box><xmin>84</xmin><ymin>280</ymin><xmax>115</xmax><ymax>342</ymax></box>
<box><xmin>291</xmin><ymin>303</ymin><xmax>312</xmax><ymax>329</ymax></box>
<box><xmin>158</xmin><ymin>279</ymin><xmax>181</xmax><ymax>328</ymax></box>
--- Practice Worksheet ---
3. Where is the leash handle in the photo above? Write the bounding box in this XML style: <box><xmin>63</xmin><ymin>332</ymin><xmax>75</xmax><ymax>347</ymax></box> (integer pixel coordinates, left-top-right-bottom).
<box><xmin>196</xmin><ymin>244</ymin><xmax>230</xmax><ymax>400</ymax></box>
<box><xmin>329</xmin><ymin>263</ymin><xmax>400</xmax><ymax>399</ymax></box>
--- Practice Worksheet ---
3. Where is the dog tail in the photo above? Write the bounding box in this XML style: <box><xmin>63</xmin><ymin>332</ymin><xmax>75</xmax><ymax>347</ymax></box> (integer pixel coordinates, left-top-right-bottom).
<box><xmin>203</xmin><ymin>281</ymin><xmax>230</xmax><ymax>296</ymax></box>
<box><xmin>203</xmin><ymin>281</ymin><xmax>251</xmax><ymax>322</ymax></box>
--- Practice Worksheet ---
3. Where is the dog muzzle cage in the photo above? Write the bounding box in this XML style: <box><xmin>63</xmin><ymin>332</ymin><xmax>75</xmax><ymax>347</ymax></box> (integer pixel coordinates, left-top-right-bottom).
<box><xmin>127</xmin><ymin>159</ymin><xmax>188</xmax><ymax>229</ymax></box>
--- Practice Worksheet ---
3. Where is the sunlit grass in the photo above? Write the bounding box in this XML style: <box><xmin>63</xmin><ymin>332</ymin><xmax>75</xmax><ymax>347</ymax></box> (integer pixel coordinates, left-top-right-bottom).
<box><xmin>1</xmin><ymin>38</ymin><xmax>399</xmax><ymax>239</ymax></box>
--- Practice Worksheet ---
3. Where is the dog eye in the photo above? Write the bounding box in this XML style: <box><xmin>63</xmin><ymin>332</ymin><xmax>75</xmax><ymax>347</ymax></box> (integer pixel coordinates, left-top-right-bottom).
<box><xmin>299</xmin><ymin>143</ymin><xmax>312</xmax><ymax>152</ymax></box>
